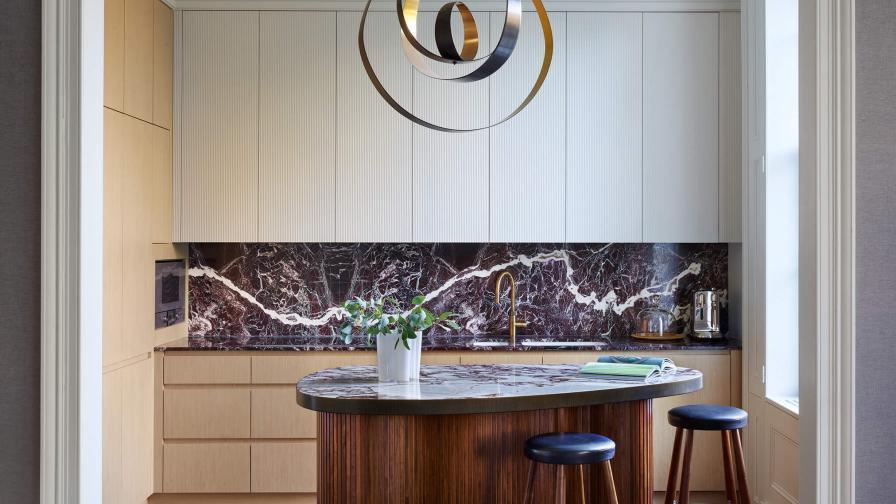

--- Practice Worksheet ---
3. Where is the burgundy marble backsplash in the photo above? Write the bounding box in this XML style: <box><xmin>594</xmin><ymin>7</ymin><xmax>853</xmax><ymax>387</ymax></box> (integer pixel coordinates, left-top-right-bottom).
<box><xmin>188</xmin><ymin>243</ymin><xmax>728</xmax><ymax>343</ymax></box>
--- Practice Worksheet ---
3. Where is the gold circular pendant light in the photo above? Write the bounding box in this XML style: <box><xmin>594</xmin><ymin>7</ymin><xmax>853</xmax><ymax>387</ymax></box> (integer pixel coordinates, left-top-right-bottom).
<box><xmin>359</xmin><ymin>0</ymin><xmax>554</xmax><ymax>133</ymax></box>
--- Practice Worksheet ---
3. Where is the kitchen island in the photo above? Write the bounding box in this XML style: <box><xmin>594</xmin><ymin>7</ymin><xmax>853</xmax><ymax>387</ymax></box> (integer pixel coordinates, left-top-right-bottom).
<box><xmin>297</xmin><ymin>364</ymin><xmax>702</xmax><ymax>504</ymax></box>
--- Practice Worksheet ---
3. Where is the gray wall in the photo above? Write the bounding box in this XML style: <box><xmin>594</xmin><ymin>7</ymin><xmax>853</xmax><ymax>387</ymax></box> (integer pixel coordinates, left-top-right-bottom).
<box><xmin>856</xmin><ymin>1</ymin><xmax>896</xmax><ymax>502</ymax></box>
<box><xmin>0</xmin><ymin>0</ymin><xmax>42</xmax><ymax>501</ymax></box>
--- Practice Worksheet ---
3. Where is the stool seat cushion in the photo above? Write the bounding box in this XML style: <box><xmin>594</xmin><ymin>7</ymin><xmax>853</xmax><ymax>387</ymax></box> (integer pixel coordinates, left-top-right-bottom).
<box><xmin>523</xmin><ymin>432</ymin><xmax>616</xmax><ymax>465</ymax></box>
<box><xmin>668</xmin><ymin>404</ymin><xmax>748</xmax><ymax>431</ymax></box>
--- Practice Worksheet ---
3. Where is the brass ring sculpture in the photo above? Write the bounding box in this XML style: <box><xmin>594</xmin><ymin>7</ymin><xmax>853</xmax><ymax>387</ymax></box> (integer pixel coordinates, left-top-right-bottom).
<box><xmin>359</xmin><ymin>0</ymin><xmax>553</xmax><ymax>133</ymax></box>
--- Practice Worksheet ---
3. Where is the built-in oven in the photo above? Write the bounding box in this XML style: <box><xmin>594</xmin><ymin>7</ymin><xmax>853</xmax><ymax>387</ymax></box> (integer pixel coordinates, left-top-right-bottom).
<box><xmin>155</xmin><ymin>259</ymin><xmax>185</xmax><ymax>328</ymax></box>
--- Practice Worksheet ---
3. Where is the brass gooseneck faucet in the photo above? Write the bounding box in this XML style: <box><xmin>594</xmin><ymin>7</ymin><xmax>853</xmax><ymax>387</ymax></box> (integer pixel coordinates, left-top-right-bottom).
<box><xmin>494</xmin><ymin>271</ymin><xmax>527</xmax><ymax>346</ymax></box>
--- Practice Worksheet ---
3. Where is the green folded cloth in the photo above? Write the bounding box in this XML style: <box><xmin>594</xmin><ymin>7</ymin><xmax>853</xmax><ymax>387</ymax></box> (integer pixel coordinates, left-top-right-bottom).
<box><xmin>579</xmin><ymin>362</ymin><xmax>664</xmax><ymax>379</ymax></box>
<box><xmin>596</xmin><ymin>356</ymin><xmax>676</xmax><ymax>373</ymax></box>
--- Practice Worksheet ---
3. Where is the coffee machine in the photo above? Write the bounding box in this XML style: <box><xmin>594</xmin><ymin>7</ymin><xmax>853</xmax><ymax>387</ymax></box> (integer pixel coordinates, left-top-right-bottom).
<box><xmin>692</xmin><ymin>289</ymin><xmax>722</xmax><ymax>339</ymax></box>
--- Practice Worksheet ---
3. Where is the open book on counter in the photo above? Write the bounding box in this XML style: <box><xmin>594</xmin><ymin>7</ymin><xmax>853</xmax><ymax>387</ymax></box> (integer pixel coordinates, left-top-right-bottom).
<box><xmin>579</xmin><ymin>356</ymin><xmax>677</xmax><ymax>381</ymax></box>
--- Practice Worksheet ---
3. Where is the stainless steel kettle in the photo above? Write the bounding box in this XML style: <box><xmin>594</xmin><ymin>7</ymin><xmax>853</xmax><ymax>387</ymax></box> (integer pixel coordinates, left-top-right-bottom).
<box><xmin>692</xmin><ymin>289</ymin><xmax>722</xmax><ymax>339</ymax></box>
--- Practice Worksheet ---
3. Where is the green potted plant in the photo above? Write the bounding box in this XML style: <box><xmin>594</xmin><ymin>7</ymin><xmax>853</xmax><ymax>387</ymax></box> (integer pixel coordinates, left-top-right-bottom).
<box><xmin>339</xmin><ymin>295</ymin><xmax>460</xmax><ymax>382</ymax></box>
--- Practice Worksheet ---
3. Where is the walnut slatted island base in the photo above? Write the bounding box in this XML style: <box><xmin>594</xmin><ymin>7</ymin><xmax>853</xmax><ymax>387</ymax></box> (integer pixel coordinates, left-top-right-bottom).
<box><xmin>297</xmin><ymin>364</ymin><xmax>702</xmax><ymax>504</ymax></box>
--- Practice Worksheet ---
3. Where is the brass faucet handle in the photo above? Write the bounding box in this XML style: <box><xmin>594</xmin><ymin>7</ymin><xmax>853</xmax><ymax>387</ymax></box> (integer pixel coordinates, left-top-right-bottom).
<box><xmin>514</xmin><ymin>320</ymin><xmax>528</xmax><ymax>328</ymax></box>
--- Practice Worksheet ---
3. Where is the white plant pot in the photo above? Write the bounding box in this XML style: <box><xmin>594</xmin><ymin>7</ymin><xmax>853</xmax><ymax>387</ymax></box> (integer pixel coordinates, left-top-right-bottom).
<box><xmin>376</xmin><ymin>331</ymin><xmax>422</xmax><ymax>383</ymax></box>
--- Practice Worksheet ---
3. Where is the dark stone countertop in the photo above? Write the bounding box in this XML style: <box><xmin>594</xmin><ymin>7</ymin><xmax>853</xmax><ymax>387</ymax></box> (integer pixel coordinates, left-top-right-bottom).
<box><xmin>154</xmin><ymin>334</ymin><xmax>740</xmax><ymax>352</ymax></box>
<box><xmin>296</xmin><ymin>364</ymin><xmax>704</xmax><ymax>415</ymax></box>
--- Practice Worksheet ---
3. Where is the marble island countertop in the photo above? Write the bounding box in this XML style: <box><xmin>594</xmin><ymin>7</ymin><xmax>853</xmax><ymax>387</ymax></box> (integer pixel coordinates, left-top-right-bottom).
<box><xmin>296</xmin><ymin>364</ymin><xmax>704</xmax><ymax>415</ymax></box>
<box><xmin>154</xmin><ymin>334</ymin><xmax>741</xmax><ymax>352</ymax></box>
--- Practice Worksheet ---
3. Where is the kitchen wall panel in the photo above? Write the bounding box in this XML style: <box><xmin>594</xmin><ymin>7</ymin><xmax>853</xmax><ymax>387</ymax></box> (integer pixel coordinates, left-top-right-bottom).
<box><xmin>124</xmin><ymin>0</ymin><xmax>155</xmax><ymax>121</ymax></box>
<box><xmin>411</xmin><ymin>11</ymin><xmax>490</xmax><ymax>242</ymax></box>
<box><xmin>643</xmin><ymin>13</ymin><xmax>720</xmax><ymax>242</ymax></box>
<box><xmin>180</xmin><ymin>11</ymin><xmax>259</xmax><ymax>241</ymax></box>
<box><xmin>259</xmin><ymin>12</ymin><xmax>337</xmax><ymax>242</ymax></box>
<box><xmin>489</xmin><ymin>12</ymin><xmax>567</xmax><ymax>243</ymax></box>
<box><xmin>719</xmin><ymin>12</ymin><xmax>743</xmax><ymax>243</ymax></box>
<box><xmin>566</xmin><ymin>12</ymin><xmax>643</xmax><ymax>242</ymax></box>
<box><xmin>335</xmin><ymin>12</ymin><xmax>413</xmax><ymax>242</ymax></box>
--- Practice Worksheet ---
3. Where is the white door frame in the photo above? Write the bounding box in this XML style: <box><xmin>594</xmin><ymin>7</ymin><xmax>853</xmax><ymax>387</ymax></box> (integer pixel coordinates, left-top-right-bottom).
<box><xmin>40</xmin><ymin>0</ymin><xmax>104</xmax><ymax>502</ymax></box>
<box><xmin>798</xmin><ymin>0</ymin><xmax>855</xmax><ymax>503</ymax></box>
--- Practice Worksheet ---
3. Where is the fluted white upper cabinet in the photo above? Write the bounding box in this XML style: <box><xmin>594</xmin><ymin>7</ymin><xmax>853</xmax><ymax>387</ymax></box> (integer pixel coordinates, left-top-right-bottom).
<box><xmin>643</xmin><ymin>13</ymin><xmax>720</xmax><ymax>243</ymax></box>
<box><xmin>411</xmin><ymin>11</ymin><xmax>490</xmax><ymax>242</ymax></box>
<box><xmin>489</xmin><ymin>12</ymin><xmax>567</xmax><ymax>243</ymax></box>
<box><xmin>178</xmin><ymin>11</ymin><xmax>259</xmax><ymax>242</ymax></box>
<box><xmin>566</xmin><ymin>13</ymin><xmax>643</xmax><ymax>243</ymax></box>
<box><xmin>335</xmin><ymin>12</ymin><xmax>413</xmax><ymax>242</ymax></box>
<box><xmin>258</xmin><ymin>12</ymin><xmax>337</xmax><ymax>242</ymax></box>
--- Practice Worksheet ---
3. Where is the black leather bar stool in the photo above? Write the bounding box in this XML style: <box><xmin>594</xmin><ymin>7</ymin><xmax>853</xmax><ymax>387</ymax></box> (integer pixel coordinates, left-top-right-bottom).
<box><xmin>523</xmin><ymin>432</ymin><xmax>619</xmax><ymax>504</ymax></box>
<box><xmin>664</xmin><ymin>404</ymin><xmax>751</xmax><ymax>504</ymax></box>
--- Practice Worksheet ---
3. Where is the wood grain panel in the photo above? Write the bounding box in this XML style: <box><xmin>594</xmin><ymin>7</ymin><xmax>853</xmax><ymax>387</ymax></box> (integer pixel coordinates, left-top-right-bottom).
<box><xmin>251</xmin><ymin>388</ymin><xmax>316</xmax><ymax>439</ymax></box>
<box><xmin>181</xmin><ymin>11</ymin><xmax>259</xmax><ymax>241</ymax></box>
<box><xmin>149</xmin><ymin>494</ymin><xmax>317</xmax><ymax>503</ymax></box>
<box><xmin>411</xmin><ymin>11</ymin><xmax>489</xmax><ymax>242</ymax></box>
<box><xmin>652</xmin><ymin>353</ymin><xmax>730</xmax><ymax>491</ymax></box>
<box><xmin>643</xmin><ymin>13</ymin><xmax>719</xmax><ymax>242</ymax></box>
<box><xmin>103</xmin><ymin>368</ymin><xmax>124</xmax><ymax>503</ymax></box>
<box><xmin>251</xmin><ymin>442</ymin><xmax>317</xmax><ymax>493</ymax></box>
<box><xmin>457</xmin><ymin>352</ymin><xmax>543</xmax><ymax>365</ymax></box>
<box><xmin>163</xmin><ymin>443</ymin><xmax>251</xmax><ymax>493</ymax></box>
<box><xmin>489</xmin><ymin>12</ymin><xmax>566</xmax><ymax>243</ymax></box>
<box><xmin>566</xmin><ymin>13</ymin><xmax>643</xmax><ymax>242</ymax></box>
<box><xmin>259</xmin><ymin>12</ymin><xmax>336</xmax><ymax>242</ymax></box>
<box><xmin>250</xmin><ymin>353</ymin><xmax>375</xmax><ymax>384</ymax></box>
<box><xmin>122</xmin><ymin>357</ymin><xmax>154</xmax><ymax>502</ymax></box>
<box><xmin>165</xmin><ymin>355</ymin><xmax>252</xmax><ymax>384</ymax></box>
<box><xmin>719</xmin><ymin>12</ymin><xmax>742</xmax><ymax>243</ymax></box>
<box><xmin>121</xmin><ymin>114</ymin><xmax>156</xmax><ymax>359</ymax></box>
<box><xmin>153</xmin><ymin>0</ymin><xmax>173</xmax><ymax>128</ymax></box>
<box><xmin>103</xmin><ymin>109</ymin><xmax>125</xmax><ymax>366</ymax></box>
<box><xmin>124</xmin><ymin>0</ymin><xmax>155</xmax><ymax>121</ymax></box>
<box><xmin>335</xmin><ymin>12</ymin><xmax>412</xmax><ymax>242</ymax></box>
<box><xmin>421</xmin><ymin>352</ymin><xmax>462</xmax><ymax>365</ymax></box>
<box><xmin>164</xmin><ymin>389</ymin><xmax>251</xmax><ymax>439</ymax></box>
<box><xmin>317</xmin><ymin>402</ymin><xmax>651</xmax><ymax>504</ymax></box>
<box><xmin>105</xmin><ymin>0</ymin><xmax>125</xmax><ymax>110</ymax></box>
<box><xmin>152</xmin><ymin>125</ymin><xmax>173</xmax><ymax>243</ymax></box>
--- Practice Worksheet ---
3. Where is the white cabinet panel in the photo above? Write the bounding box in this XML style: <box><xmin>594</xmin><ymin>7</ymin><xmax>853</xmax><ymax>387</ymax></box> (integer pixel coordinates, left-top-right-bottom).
<box><xmin>643</xmin><ymin>13</ymin><xmax>719</xmax><ymax>243</ymax></box>
<box><xmin>566</xmin><ymin>13</ymin><xmax>643</xmax><ymax>242</ymax></box>
<box><xmin>180</xmin><ymin>11</ymin><xmax>259</xmax><ymax>241</ymax></box>
<box><xmin>336</xmin><ymin>12</ymin><xmax>413</xmax><ymax>242</ymax></box>
<box><xmin>489</xmin><ymin>12</ymin><xmax>567</xmax><ymax>243</ymax></box>
<box><xmin>259</xmin><ymin>12</ymin><xmax>337</xmax><ymax>242</ymax></box>
<box><xmin>412</xmin><ymin>11</ymin><xmax>490</xmax><ymax>242</ymax></box>
<box><xmin>719</xmin><ymin>12</ymin><xmax>742</xmax><ymax>243</ymax></box>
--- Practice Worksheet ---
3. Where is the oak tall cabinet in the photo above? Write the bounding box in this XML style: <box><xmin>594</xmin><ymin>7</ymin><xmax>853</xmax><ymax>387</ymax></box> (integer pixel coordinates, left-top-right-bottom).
<box><xmin>103</xmin><ymin>0</ymin><xmax>181</xmax><ymax>503</ymax></box>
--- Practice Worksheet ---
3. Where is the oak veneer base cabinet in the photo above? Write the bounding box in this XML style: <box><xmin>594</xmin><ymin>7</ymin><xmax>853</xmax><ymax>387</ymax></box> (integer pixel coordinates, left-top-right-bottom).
<box><xmin>174</xmin><ymin>9</ymin><xmax>742</xmax><ymax>244</ymax></box>
<box><xmin>154</xmin><ymin>350</ymin><xmax>739</xmax><ymax>500</ymax></box>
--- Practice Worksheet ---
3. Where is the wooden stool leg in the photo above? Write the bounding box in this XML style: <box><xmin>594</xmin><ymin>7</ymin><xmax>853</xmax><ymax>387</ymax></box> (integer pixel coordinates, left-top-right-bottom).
<box><xmin>523</xmin><ymin>460</ymin><xmax>537</xmax><ymax>504</ymax></box>
<box><xmin>665</xmin><ymin>427</ymin><xmax>684</xmax><ymax>504</ymax></box>
<box><xmin>555</xmin><ymin>464</ymin><xmax>566</xmax><ymax>504</ymax></box>
<box><xmin>679</xmin><ymin>429</ymin><xmax>695</xmax><ymax>504</ymax></box>
<box><xmin>577</xmin><ymin>465</ymin><xmax>586</xmax><ymax>504</ymax></box>
<box><xmin>721</xmin><ymin>431</ymin><xmax>739</xmax><ymax>504</ymax></box>
<box><xmin>600</xmin><ymin>461</ymin><xmax>619</xmax><ymax>504</ymax></box>
<box><xmin>733</xmin><ymin>429</ymin><xmax>753</xmax><ymax>504</ymax></box>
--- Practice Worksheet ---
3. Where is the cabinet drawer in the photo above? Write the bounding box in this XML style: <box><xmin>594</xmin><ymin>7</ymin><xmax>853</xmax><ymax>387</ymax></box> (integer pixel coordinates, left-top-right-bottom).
<box><xmin>251</xmin><ymin>388</ymin><xmax>316</xmax><ymax>439</ymax></box>
<box><xmin>251</xmin><ymin>353</ymin><xmax>375</xmax><ymax>384</ymax></box>
<box><xmin>458</xmin><ymin>352</ymin><xmax>543</xmax><ymax>365</ymax></box>
<box><xmin>164</xmin><ymin>355</ymin><xmax>251</xmax><ymax>384</ymax></box>
<box><xmin>163</xmin><ymin>443</ymin><xmax>250</xmax><ymax>493</ymax></box>
<box><xmin>251</xmin><ymin>442</ymin><xmax>317</xmax><ymax>492</ymax></box>
<box><xmin>164</xmin><ymin>389</ymin><xmax>250</xmax><ymax>439</ymax></box>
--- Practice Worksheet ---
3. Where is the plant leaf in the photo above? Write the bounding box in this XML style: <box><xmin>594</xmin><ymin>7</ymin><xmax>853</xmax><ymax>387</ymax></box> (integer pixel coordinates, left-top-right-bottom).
<box><xmin>411</xmin><ymin>295</ymin><xmax>425</xmax><ymax>306</ymax></box>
